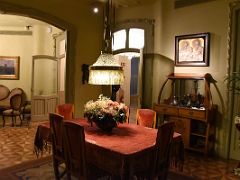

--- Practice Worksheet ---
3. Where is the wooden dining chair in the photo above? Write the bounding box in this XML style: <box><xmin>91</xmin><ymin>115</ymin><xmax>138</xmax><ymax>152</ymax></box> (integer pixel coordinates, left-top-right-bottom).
<box><xmin>2</xmin><ymin>94</ymin><xmax>23</xmax><ymax>127</ymax></box>
<box><xmin>135</xmin><ymin>121</ymin><xmax>175</xmax><ymax>180</ymax></box>
<box><xmin>136</xmin><ymin>108</ymin><xmax>157</xmax><ymax>128</ymax></box>
<box><xmin>153</xmin><ymin>121</ymin><xmax>175</xmax><ymax>180</ymax></box>
<box><xmin>125</xmin><ymin>106</ymin><xmax>130</xmax><ymax>123</ymax></box>
<box><xmin>63</xmin><ymin>121</ymin><xmax>110</xmax><ymax>180</ymax></box>
<box><xmin>62</xmin><ymin>121</ymin><xmax>87</xmax><ymax>179</ymax></box>
<box><xmin>49</xmin><ymin>113</ymin><xmax>68</xmax><ymax>179</ymax></box>
<box><xmin>56</xmin><ymin>104</ymin><xmax>74</xmax><ymax>120</ymax></box>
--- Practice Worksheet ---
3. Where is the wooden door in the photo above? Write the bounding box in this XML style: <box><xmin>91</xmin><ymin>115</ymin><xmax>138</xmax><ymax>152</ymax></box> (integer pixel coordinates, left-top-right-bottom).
<box><xmin>54</xmin><ymin>31</ymin><xmax>66</xmax><ymax>105</ymax></box>
<box><xmin>31</xmin><ymin>55</ymin><xmax>58</xmax><ymax>120</ymax></box>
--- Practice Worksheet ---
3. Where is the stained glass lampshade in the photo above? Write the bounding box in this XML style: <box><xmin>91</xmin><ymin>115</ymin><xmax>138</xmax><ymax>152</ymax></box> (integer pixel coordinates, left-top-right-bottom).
<box><xmin>88</xmin><ymin>52</ymin><xmax>124</xmax><ymax>85</ymax></box>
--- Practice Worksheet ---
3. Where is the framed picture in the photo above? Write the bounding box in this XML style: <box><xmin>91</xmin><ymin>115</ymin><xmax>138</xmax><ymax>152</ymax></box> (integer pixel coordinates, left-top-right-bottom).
<box><xmin>175</xmin><ymin>33</ymin><xmax>210</xmax><ymax>67</ymax></box>
<box><xmin>0</xmin><ymin>56</ymin><xmax>20</xmax><ymax>80</ymax></box>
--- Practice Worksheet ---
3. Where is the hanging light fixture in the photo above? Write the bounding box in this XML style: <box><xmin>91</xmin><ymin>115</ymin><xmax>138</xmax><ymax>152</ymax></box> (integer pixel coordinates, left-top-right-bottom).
<box><xmin>88</xmin><ymin>0</ymin><xmax>124</xmax><ymax>85</ymax></box>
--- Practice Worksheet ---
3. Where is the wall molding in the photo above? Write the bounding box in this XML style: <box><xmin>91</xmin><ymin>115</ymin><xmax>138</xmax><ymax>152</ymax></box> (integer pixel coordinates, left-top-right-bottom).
<box><xmin>174</xmin><ymin>0</ymin><xmax>217</xmax><ymax>9</ymax></box>
<box><xmin>0</xmin><ymin>30</ymin><xmax>32</xmax><ymax>35</ymax></box>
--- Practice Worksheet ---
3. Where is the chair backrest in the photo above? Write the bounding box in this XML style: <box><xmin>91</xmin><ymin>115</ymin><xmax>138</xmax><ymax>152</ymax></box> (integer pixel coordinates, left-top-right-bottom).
<box><xmin>56</xmin><ymin>104</ymin><xmax>74</xmax><ymax>120</ymax></box>
<box><xmin>49</xmin><ymin>113</ymin><xmax>65</xmax><ymax>160</ymax></box>
<box><xmin>10</xmin><ymin>94</ymin><xmax>22</xmax><ymax>111</ymax></box>
<box><xmin>63</xmin><ymin>121</ymin><xmax>87</xmax><ymax>179</ymax></box>
<box><xmin>0</xmin><ymin>85</ymin><xmax>10</xmax><ymax>101</ymax></box>
<box><xmin>154</xmin><ymin>121</ymin><xmax>175</xmax><ymax>179</ymax></box>
<box><xmin>136</xmin><ymin>109</ymin><xmax>156</xmax><ymax>128</ymax></box>
<box><xmin>9</xmin><ymin>88</ymin><xmax>24</xmax><ymax>98</ymax></box>
<box><xmin>125</xmin><ymin>106</ymin><xmax>130</xmax><ymax>123</ymax></box>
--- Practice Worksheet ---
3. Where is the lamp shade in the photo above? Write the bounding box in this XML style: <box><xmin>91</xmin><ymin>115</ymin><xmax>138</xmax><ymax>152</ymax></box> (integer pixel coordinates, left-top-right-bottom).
<box><xmin>88</xmin><ymin>53</ymin><xmax>124</xmax><ymax>85</ymax></box>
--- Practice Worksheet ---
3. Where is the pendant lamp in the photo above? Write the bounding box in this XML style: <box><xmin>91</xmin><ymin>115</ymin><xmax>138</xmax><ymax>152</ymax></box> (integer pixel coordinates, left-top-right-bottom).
<box><xmin>88</xmin><ymin>0</ymin><xmax>124</xmax><ymax>85</ymax></box>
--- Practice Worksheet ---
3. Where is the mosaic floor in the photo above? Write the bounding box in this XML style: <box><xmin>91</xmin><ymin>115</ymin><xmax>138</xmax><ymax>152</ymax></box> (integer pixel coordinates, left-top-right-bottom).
<box><xmin>0</xmin><ymin>118</ymin><xmax>50</xmax><ymax>169</ymax></box>
<box><xmin>0</xmin><ymin>116</ymin><xmax>240</xmax><ymax>179</ymax></box>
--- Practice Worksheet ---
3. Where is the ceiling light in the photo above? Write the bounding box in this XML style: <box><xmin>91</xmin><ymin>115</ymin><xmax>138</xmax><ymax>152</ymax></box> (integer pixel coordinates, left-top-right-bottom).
<box><xmin>93</xmin><ymin>7</ymin><xmax>99</xmax><ymax>13</ymax></box>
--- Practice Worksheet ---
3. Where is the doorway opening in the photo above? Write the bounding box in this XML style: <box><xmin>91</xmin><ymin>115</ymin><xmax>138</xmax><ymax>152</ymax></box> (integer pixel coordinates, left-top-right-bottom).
<box><xmin>114</xmin><ymin>52</ymin><xmax>140</xmax><ymax>107</ymax></box>
<box><xmin>0</xmin><ymin>13</ymin><xmax>68</xmax><ymax>121</ymax></box>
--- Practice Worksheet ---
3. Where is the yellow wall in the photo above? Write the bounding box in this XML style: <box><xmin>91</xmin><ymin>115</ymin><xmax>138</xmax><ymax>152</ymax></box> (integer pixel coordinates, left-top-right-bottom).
<box><xmin>0</xmin><ymin>28</ymin><xmax>33</xmax><ymax>99</ymax></box>
<box><xmin>159</xmin><ymin>0</ymin><xmax>229</xmax><ymax>158</ymax></box>
<box><xmin>0</xmin><ymin>0</ymin><xmax>232</xmax><ymax>157</ymax></box>
<box><xmin>0</xmin><ymin>24</ymin><xmax>62</xmax><ymax>100</ymax></box>
<box><xmin>116</xmin><ymin>0</ymin><xmax>231</xmax><ymax>158</ymax></box>
<box><xmin>0</xmin><ymin>0</ymin><xmax>103</xmax><ymax>117</ymax></box>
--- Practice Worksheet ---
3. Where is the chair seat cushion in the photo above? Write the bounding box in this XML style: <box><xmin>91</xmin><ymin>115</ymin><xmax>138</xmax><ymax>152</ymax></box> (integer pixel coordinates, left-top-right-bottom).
<box><xmin>3</xmin><ymin>109</ymin><xmax>21</xmax><ymax>115</ymax></box>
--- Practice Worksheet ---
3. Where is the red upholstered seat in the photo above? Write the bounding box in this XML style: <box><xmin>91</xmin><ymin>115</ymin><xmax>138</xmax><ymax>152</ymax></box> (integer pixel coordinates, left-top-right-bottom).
<box><xmin>136</xmin><ymin>108</ymin><xmax>156</xmax><ymax>128</ymax></box>
<box><xmin>56</xmin><ymin>103</ymin><xmax>74</xmax><ymax>120</ymax></box>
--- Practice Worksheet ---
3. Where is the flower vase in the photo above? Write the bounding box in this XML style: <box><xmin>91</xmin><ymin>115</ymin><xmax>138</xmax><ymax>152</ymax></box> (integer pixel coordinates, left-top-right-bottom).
<box><xmin>92</xmin><ymin>117</ymin><xmax>117</xmax><ymax>132</ymax></box>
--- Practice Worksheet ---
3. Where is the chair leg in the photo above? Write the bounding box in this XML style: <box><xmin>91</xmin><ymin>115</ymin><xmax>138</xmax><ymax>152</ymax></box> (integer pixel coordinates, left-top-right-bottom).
<box><xmin>2</xmin><ymin>115</ymin><xmax>5</xmax><ymax>127</ymax></box>
<box><xmin>11</xmin><ymin>116</ymin><xmax>14</xmax><ymax>127</ymax></box>
<box><xmin>52</xmin><ymin>158</ymin><xmax>61</xmax><ymax>180</ymax></box>
<box><xmin>19</xmin><ymin>115</ymin><xmax>23</xmax><ymax>126</ymax></box>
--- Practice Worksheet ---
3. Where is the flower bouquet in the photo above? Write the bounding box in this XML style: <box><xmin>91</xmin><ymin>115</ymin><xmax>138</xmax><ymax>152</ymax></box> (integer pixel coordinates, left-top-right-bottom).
<box><xmin>84</xmin><ymin>94</ymin><xmax>128</xmax><ymax>132</ymax></box>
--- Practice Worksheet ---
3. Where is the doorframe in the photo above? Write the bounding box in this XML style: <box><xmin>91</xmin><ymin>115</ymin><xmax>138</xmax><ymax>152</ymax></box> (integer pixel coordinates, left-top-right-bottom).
<box><xmin>0</xmin><ymin>1</ymin><xmax>76</xmax><ymax>103</ymax></box>
<box><xmin>114</xmin><ymin>19</ymin><xmax>154</xmax><ymax>108</ymax></box>
<box><xmin>31</xmin><ymin>55</ymin><xmax>59</xmax><ymax>120</ymax></box>
<box><xmin>227</xmin><ymin>1</ymin><xmax>240</xmax><ymax>159</ymax></box>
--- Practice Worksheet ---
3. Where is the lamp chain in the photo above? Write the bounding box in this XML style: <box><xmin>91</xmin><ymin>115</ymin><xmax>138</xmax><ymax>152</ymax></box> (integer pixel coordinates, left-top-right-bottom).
<box><xmin>103</xmin><ymin>0</ymin><xmax>113</xmax><ymax>53</ymax></box>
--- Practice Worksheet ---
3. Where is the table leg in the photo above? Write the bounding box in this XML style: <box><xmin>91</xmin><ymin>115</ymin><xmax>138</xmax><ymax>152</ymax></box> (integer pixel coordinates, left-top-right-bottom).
<box><xmin>121</xmin><ymin>161</ymin><xmax>130</xmax><ymax>180</ymax></box>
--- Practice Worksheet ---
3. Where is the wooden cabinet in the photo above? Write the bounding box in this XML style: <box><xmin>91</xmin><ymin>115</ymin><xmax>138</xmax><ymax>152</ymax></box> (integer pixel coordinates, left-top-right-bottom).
<box><xmin>153</xmin><ymin>73</ymin><xmax>217</xmax><ymax>155</ymax></box>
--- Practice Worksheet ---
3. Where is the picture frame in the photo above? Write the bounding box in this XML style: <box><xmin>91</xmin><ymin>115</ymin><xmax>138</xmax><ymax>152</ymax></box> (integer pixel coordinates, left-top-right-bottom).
<box><xmin>0</xmin><ymin>56</ymin><xmax>20</xmax><ymax>80</ymax></box>
<box><xmin>175</xmin><ymin>33</ymin><xmax>210</xmax><ymax>67</ymax></box>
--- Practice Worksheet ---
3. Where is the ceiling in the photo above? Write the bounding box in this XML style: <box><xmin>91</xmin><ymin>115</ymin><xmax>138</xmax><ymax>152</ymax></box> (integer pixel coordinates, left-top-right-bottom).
<box><xmin>0</xmin><ymin>0</ymin><xmax>215</xmax><ymax>26</ymax></box>
<box><xmin>96</xmin><ymin>0</ymin><xmax>157</xmax><ymax>8</ymax></box>
<box><xmin>112</xmin><ymin>0</ymin><xmax>157</xmax><ymax>8</ymax></box>
<box><xmin>0</xmin><ymin>0</ymin><xmax>157</xmax><ymax>27</ymax></box>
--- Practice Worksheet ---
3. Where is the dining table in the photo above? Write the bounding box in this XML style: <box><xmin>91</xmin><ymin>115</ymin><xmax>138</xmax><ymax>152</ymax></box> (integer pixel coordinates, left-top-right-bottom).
<box><xmin>34</xmin><ymin>118</ymin><xmax>184</xmax><ymax>179</ymax></box>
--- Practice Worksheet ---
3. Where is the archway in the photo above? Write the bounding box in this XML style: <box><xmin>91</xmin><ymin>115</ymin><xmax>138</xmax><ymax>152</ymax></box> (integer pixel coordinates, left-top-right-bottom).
<box><xmin>0</xmin><ymin>1</ymin><xmax>77</xmax><ymax>103</ymax></box>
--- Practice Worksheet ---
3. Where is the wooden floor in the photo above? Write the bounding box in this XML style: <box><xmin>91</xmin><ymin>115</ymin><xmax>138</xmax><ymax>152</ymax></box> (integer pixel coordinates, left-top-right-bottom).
<box><xmin>0</xmin><ymin>115</ymin><xmax>239</xmax><ymax>179</ymax></box>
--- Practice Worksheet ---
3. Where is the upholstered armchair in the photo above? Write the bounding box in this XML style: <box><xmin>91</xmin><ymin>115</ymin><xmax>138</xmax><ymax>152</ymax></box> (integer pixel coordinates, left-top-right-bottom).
<box><xmin>2</xmin><ymin>94</ymin><xmax>23</xmax><ymax>127</ymax></box>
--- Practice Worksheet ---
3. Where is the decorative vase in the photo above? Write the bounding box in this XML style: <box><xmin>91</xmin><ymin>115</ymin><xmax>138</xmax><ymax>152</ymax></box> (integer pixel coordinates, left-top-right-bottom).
<box><xmin>91</xmin><ymin>117</ymin><xmax>117</xmax><ymax>132</ymax></box>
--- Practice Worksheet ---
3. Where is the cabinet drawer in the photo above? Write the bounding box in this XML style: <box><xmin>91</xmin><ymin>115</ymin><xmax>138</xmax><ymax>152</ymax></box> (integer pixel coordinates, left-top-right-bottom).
<box><xmin>156</xmin><ymin>106</ymin><xmax>178</xmax><ymax>116</ymax></box>
<box><xmin>179</xmin><ymin>109</ymin><xmax>206</xmax><ymax>120</ymax></box>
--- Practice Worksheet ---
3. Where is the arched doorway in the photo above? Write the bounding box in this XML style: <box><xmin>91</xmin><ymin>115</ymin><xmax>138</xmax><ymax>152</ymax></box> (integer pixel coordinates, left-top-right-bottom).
<box><xmin>0</xmin><ymin>1</ymin><xmax>76</xmax><ymax>103</ymax></box>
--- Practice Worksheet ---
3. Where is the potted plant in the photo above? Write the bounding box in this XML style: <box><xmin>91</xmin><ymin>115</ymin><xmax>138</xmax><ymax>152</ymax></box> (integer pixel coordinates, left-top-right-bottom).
<box><xmin>226</xmin><ymin>72</ymin><xmax>240</xmax><ymax>125</ymax></box>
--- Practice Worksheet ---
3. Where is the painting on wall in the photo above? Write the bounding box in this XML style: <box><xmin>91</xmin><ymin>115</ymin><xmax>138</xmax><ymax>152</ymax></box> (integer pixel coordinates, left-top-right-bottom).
<box><xmin>0</xmin><ymin>56</ymin><xmax>20</xmax><ymax>80</ymax></box>
<box><xmin>175</xmin><ymin>33</ymin><xmax>210</xmax><ymax>67</ymax></box>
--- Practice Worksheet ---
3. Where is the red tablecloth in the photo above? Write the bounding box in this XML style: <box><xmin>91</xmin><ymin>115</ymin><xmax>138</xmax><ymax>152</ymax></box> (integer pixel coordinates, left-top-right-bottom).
<box><xmin>34</xmin><ymin>119</ymin><xmax>184</xmax><ymax>179</ymax></box>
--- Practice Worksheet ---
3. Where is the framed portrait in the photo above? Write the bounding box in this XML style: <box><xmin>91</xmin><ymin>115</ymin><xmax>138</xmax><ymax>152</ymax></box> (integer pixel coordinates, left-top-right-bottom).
<box><xmin>175</xmin><ymin>33</ymin><xmax>210</xmax><ymax>67</ymax></box>
<box><xmin>0</xmin><ymin>56</ymin><xmax>20</xmax><ymax>80</ymax></box>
